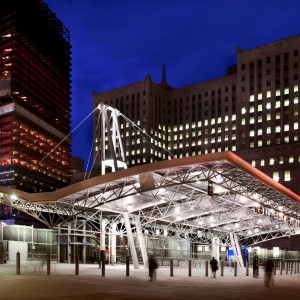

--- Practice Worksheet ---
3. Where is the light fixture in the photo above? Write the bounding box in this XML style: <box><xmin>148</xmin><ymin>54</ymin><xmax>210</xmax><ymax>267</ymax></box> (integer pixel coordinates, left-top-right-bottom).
<box><xmin>207</xmin><ymin>181</ymin><xmax>214</xmax><ymax>196</ymax></box>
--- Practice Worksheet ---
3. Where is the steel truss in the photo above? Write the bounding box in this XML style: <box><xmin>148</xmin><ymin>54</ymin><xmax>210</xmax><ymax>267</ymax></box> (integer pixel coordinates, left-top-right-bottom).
<box><xmin>1</xmin><ymin>152</ymin><xmax>300</xmax><ymax>248</ymax></box>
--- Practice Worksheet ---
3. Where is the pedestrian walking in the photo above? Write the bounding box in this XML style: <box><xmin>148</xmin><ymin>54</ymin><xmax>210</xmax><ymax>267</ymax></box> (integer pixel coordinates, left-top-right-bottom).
<box><xmin>210</xmin><ymin>256</ymin><xmax>218</xmax><ymax>278</ymax></box>
<box><xmin>264</xmin><ymin>259</ymin><xmax>275</xmax><ymax>287</ymax></box>
<box><xmin>148</xmin><ymin>255</ymin><xmax>158</xmax><ymax>281</ymax></box>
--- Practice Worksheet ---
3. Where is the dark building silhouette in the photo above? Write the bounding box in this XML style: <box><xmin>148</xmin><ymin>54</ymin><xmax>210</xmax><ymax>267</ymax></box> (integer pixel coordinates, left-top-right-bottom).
<box><xmin>93</xmin><ymin>36</ymin><xmax>300</xmax><ymax>195</ymax></box>
<box><xmin>0</xmin><ymin>0</ymin><xmax>72</xmax><ymax>192</ymax></box>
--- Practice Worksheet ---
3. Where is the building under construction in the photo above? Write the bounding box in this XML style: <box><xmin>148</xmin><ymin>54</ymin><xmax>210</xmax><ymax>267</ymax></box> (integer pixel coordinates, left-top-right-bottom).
<box><xmin>0</xmin><ymin>0</ymin><xmax>72</xmax><ymax>193</ymax></box>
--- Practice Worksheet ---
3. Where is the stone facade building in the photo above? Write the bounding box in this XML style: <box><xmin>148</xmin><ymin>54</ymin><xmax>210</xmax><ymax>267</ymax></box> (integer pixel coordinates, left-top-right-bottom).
<box><xmin>93</xmin><ymin>35</ymin><xmax>300</xmax><ymax>194</ymax></box>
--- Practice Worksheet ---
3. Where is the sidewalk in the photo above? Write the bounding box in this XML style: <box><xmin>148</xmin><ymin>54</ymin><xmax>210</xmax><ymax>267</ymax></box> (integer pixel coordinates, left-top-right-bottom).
<box><xmin>0</xmin><ymin>261</ymin><xmax>300</xmax><ymax>300</ymax></box>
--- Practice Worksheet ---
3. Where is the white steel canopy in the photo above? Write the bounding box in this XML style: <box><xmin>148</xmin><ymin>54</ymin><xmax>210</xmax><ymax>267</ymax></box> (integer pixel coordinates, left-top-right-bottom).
<box><xmin>1</xmin><ymin>151</ymin><xmax>300</xmax><ymax>246</ymax></box>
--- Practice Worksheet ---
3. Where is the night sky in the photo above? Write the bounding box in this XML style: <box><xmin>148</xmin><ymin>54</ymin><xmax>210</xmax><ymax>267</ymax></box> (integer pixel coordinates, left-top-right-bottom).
<box><xmin>45</xmin><ymin>0</ymin><xmax>300</xmax><ymax>168</ymax></box>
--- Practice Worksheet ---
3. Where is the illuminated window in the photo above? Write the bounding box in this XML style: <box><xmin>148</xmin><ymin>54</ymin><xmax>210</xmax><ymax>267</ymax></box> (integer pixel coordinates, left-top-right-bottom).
<box><xmin>249</xmin><ymin>130</ymin><xmax>255</xmax><ymax>137</ymax></box>
<box><xmin>284</xmin><ymin>170</ymin><xmax>291</xmax><ymax>181</ymax></box>
<box><xmin>284</xmin><ymin>125</ymin><xmax>289</xmax><ymax>131</ymax></box>
<box><xmin>211</xmin><ymin>118</ymin><xmax>215</xmax><ymax>125</ymax></box>
<box><xmin>275</xmin><ymin>126</ymin><xmax>281</xmax><ymax>133</ymax></box>
<box><xmin>258</xmin><ymin>93</ymin><xmax>262</xmax><ymax>100</ymax></box>
<box><xmin>250</xmin><ymin>106</ymin><xmax>255</xmax><ymax>113</ymax></box>
<box><xmin>266</xmin><ymin>114</ymin><xmax>271</xmax><ymax>121</ymax></box>
<box><xmin>241</xmin><ymin>107</ymin><xmax>247</xmax><ymax>114</ymax></box>
<box><xmin>258</xmin><ymin>116</ymin><xmax>262</xmax><ymax>122</ymax></box>
<box><xmin>294</xmin><ymin>97</ymin><xmax>299</xmax><ymax>104</ymax></box>
<box><xmin>232</xmin><ymin>115</ymin><xmax>236</xmax><ymax>121</ymax></box>
<box><xmin>276</xmin><ymin>90</ymin><xmax>280</xmax><ymax>96</ymax></box>
<box><xmin>266</xmin><ymin>91</ymin><xmax>271</xmax><ymax>98</ymax></box>
<box><xmin>266</xmin><ymin>102</ymin><xmax>271</xmax><ymax>109</ymax></box>
<box><xmin>258</xmin><ymin>140</ymin><xmax>262</xmax><ymax>147</ymax></box>
<box><xmin>267</xmin><ymin>127</ymin><xmax>271</xmax><ymax>134</ymax></box>
<box><xmin>250</xmin><ymin>117</ymin><xmax>255</xmax><ymax>124</ymax></box>
<box><xmin>294</xmin><ymin>85</ymin><xmax>299</xmax><ymax>92</ymax></box>
<box><xmin>261</xmin><ymin>159</ymin><xmax>265</xmax><ymax>166</ymax></box>
<box><xmin>289</xmin><ymin>156</ymin><xmax>294</xmax><ymax>163</ymax></box>
<box><xmin>276</xmin><ymin>112</ymin><xmax>280</xmax><ymax>120</ymax></box>
<box><xmin>284</xmin><ymin>99</ymin><xmax>290</xmax><ymax>106</ymax></box>
<box><xmin>279</xmin><ymin>156</ymin><xmax>284</xmax><ymax>164</ymax></box>
<box><xmin>250</xmin><ymin>142</ymin><xmax>254</xmax><ymax>148</ymax></box>
<box><xmin>250</xmin><ymin>95</ymin><xmax>255</xmax><ymax>101</ymax></box>
<box><xmin>258</xmin><ymin>104</ymin><xmax>262</xmax><ymax>111</ymax></box>
<box><xmin>284</xmin><ymin>137</ymin><xmax>289</xmax><ymax>143</ymax></box>
<box><xmin>252</xmin><ymin>160</ymin><xmax>256</xmax><ymax>167</ymax></box>
<box><xmin>273</xmin><ymin>172</ymin><xmax>279</xmax><ymax>182</ymax></box>
<box><xmin>275</xmin><ymin>101</ymin><xmax>280</xmax><ymax>108</ymax></box>
<box><xmin>284</xmin><ymin>88</ymin><xmax>289</xmax><ymax>95</ymax></box>
<box><xmin>270</xmin><ymin>158</ymin><xmax>275</xmax><ymax>165</ymax></box>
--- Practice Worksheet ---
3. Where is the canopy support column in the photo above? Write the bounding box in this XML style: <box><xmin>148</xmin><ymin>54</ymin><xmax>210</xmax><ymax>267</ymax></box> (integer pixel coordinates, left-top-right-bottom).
<box><xmin>230</xmin><ymin>233</ymin><xmax>244</xmax><ymax>268</ymax></box>
<box><xmin>133</xmin><ymin>214</ymin><xmax>148</xmax><ymax>268</ymax></box>
<box><xmin>123</xmin><ymin>212</ymin><xmax>139</xmax><ymax>269</ymax></box>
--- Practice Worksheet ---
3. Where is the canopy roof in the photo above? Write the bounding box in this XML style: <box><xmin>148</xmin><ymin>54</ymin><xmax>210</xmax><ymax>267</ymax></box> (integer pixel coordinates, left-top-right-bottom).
<box><xmin>2</xmin><ymin>151</ymin><xmax>300</xmax><ymax>245</ymax></box>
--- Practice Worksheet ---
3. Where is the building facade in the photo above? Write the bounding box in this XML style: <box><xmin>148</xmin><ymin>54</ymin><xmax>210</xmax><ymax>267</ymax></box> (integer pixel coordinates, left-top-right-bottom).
<box><xmin>93</xmin><ymin>35</ymin><xmax>300</xmax><ymax>195</ymax></box>
<box><xmin>0</xmin><ymin>0</ymin><xmax>72</xmax><ymax>192</ymax></box>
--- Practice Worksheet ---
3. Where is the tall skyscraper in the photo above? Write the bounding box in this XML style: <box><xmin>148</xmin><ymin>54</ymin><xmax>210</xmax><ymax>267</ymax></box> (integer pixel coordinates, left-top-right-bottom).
<box><xmin>93</xmin><ymin>35</ymin><xmax>300</xmax><ymax>195</ymax></box>
<box><xmin>0</xmin><ymin>0</ymin><xmax>72</xmax><ymax>192</ymax></box>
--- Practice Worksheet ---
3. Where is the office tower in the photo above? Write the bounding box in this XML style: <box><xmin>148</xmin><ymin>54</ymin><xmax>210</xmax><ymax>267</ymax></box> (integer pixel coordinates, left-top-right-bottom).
<box><xmin>93</xmin><ymin>35</ymin><xmax>300</xmax><ymax>195</ymax></box>
<box><xmin>0</xmin><ymin>0</ymin><xmax>72</xmax><ymax>192</ymax></box>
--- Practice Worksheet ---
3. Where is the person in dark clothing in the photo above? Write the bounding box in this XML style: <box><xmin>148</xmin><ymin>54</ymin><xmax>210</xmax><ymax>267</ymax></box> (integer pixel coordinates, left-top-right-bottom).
<box><xmin>264</xmin><ymin>259</ymin><xmax>275</xmax><ymax>287</ymax></box>
<box><xmin>210</xmin><ymin>256</ymin><xmax>218</xmax><ymax>278</ymax></box>
<box><xmin>148</xmin><ymin>255</ymin><xmax>158</xmax><ymax>281</ymax></box>
<box><xmin>253</xmin><ymin>252</ymin><xmax>259</xmax><ymax>278</ymax></box>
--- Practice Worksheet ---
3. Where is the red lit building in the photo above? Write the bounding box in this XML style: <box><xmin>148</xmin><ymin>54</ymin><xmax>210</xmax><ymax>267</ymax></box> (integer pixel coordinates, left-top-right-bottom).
<box><xmin>0</xmin><ymin>0</ymin><xmax>72</xmax><ymax>192</ymax></box>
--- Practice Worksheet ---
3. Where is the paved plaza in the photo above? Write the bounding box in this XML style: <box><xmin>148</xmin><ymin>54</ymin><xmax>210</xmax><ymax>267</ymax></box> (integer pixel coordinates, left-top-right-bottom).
<box><xmin>1</xmin><ymin>261</ymin><xmax>300</xmax><ymax>300</ymax></box>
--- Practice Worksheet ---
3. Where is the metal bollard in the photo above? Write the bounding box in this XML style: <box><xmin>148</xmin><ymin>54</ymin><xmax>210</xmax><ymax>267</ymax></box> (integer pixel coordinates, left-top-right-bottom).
<box><xmin>246</xmin><ymin>261</ymin><xmax>249</xmax><ymax>276</ymax></box>
<box><xmin>273</xmin><ymin>261</ymin><xmax>276</xmax><ymax>275</ymax></box>
<box><xmin>16</xmin><ymin>252</ymin><xmax>20</xmax><ymax>275</ymax></box>
<box><xmin>234</xmin><ymin>261</ymin><xmax>237</xmax><ymax>276</ymax></box>
<box><xmin>290</xmin><ymin>262</ymin><xmax>293</xmax><ymax>274</ymax></box>
<box><xmin>221</xmin><ymin>260</ymin><xmax>224</xmax><ymax>277</ymax></box>
<box><xmin>188</xmin><ymin>259</ymin><xmax>192</xmax><ymax>277</ymax></box>
<box><xmin>170</xmin><ymin>259</ymin><xmax>173</xmax><ymax>277</ymax></box>
<box><xmin>285</xmin><ymin>262</ymin><xmax>288</xmax><ymax>274</ymax></box>
<box><xmin>280</xmin><ymin>261</ymin><xmax>283</xmax><ymax>275</ymax></box>
<box><xmin>75</xmin><ymin>254</ymin><xmax>79</xmax><ymax>275</ymax></box>
<box><xmin>101</xmin><ymin>253</ymin><xmax>106</xmax><ymax>276</ymax></box>
<box><xmin>205</xmin><ymin>261</ymin><xmax>208</xmax><ymax>277</ymax></box>
<box><xmin>126</xmin><ymin>256</ymin><xmax>130</xmax><ymax>276</ymax></box>
<box><xmin>47</xmin><ymin>253</ymin><xmax>51</xmax><ymax>275</ymax></box>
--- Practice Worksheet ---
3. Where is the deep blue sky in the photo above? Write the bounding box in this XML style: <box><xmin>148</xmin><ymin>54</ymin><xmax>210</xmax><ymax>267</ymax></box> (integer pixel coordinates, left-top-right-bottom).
<box><xmin>45</xmin><ymin>0</ymin><xmax>300</xmax><ymax>168</ymax></box>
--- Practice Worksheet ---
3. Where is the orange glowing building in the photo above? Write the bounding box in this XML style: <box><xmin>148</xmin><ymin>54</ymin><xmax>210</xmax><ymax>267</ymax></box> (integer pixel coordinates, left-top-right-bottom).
<box><xmin>0</xmin><ymin>0</ymin><xmax>72</xmax><ymax>192</ymax></box>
